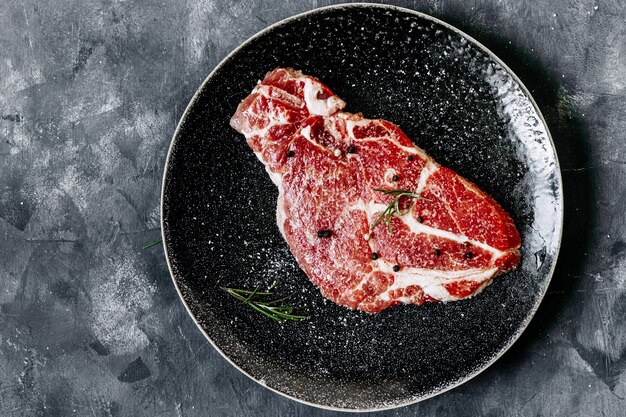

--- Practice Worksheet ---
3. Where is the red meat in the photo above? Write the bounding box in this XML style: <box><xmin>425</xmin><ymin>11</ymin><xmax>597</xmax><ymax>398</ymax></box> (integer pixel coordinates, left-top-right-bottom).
<box><xmin>231</xmin><ymin>68</ymin><xmax>521</xmax><ymax>313</ymax></box>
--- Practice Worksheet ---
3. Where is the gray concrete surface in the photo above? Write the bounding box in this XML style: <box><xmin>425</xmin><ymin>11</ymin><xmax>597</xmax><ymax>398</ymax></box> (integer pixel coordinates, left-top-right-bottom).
<box><xmin>1</xmin><ymin>0</ymin><xmax>625</xmax><ymax>415</ymax></box>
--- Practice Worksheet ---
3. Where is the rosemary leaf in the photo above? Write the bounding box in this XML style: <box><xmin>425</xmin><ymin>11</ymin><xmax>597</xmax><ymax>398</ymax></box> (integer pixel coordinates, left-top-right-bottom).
<box><xmin>221</xmin><ymin>287</ymin><xmax>274</xmax><ymax>296</ymax></box>
<box><xmin>143</xmin><ymin>239</ymin><xmax>162</xmax><ymax>249</ymax></box>
<box><xmin>222</xmin><ymin>286</ymin><xmax>310</xmax><ymax>323</ymax></box>
<box><xmin>370</xmin><ymin>188</ymin><xmax>431</xmax><ymax>233</ymax></box>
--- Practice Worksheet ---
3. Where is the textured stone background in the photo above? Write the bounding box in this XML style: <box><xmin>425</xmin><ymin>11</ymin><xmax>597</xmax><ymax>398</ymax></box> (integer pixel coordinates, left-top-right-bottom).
<box><xmin>1</xmin><ymin>0</ymin><xmax>625</xmax><ymax>415</ymax></box>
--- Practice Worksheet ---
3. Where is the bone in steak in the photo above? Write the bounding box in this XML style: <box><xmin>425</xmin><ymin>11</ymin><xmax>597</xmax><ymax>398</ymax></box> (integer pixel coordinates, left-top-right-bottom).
<box><xmin>230</xmin><ymin>68</ymin><xmax>521</xmax><ymax>313</ymax></box>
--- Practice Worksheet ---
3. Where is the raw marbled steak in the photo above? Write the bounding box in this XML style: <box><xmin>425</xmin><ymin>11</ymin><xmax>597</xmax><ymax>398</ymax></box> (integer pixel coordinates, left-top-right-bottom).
<box><xmin>230</xmin><ymin>68</ymin><xmax>521</xmax><ymax>313</ymax></box>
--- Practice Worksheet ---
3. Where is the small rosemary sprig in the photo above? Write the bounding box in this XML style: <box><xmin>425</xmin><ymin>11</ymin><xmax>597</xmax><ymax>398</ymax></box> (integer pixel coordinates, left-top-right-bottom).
<box><xmin>221</xmin><ymin>284</ymin><xmax>310</xmax><ymax>323</ymax></box>
<box><xmin>371</xmin><ymin>188</ymin><xmax>430</xmax><ymax>233</ymax></box>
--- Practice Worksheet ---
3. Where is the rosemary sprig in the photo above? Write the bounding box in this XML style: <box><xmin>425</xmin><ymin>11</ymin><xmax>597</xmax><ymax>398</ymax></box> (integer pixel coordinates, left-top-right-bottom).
<box><xmin>143</xmin><ymin>239</ymin><xmax>162</xmax><ymax>249</ymax></box>
<box><xmin>221</xmin><ymin>286</ymin><xmax>310</xmax><ymax>323</ymax></box>
<box><xmin>371</xmin><ymin>188</ymin><xmax>430</xmax><ymax>233</ymax></box>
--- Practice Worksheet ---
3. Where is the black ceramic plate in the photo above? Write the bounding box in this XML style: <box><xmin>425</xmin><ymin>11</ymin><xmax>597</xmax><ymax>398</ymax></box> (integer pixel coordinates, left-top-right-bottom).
<box><xmin>161</xmin><ymin>3</ymin><xmax>563</xmax><ymax>411</ymax></box>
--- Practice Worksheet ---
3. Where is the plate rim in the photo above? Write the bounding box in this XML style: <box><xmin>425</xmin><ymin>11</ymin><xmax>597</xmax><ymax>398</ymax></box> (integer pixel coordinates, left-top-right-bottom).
<box><xmin>160</xmin><ymin>2</ymin><xmax>564</xmax><ymax>412</ymax></box>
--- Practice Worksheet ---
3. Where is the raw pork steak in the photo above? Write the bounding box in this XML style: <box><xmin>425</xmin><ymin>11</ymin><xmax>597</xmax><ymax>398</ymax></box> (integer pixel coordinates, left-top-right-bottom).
<box><xmin>231</xmin><ymin>68</ymin><xmax>521</xmax><ymax>313</ymax></box>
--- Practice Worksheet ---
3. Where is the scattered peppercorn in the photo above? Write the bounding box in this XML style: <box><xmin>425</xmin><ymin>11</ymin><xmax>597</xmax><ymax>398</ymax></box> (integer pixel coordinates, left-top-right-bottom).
<box><xmin>286</xmin><ymin>150</ymin><xmax>294</xmax><ymax>157</ymax></box>
<box><xmin>417</xmin><ymin>216</ymin><xmax>424</xmax><ymax>223</ymax></box>
<box><xmin>347</xmin><ymin>145</ymin><xmax>356</xmax><ymax>154</ymax></box>
<box><xmin>393</xmin><ymin>265</ymin><xmax>401</xmax><ymax>272</ymax></box>
<box><xmin>408</xmin><ymin>155</ymin><xmax>414</xmax><ymax>161</ymax></box>
<box><xmin>371</xmin><ymin>252</ymin><xmax>379</xmax><ymax>260</ymax></box>
<box><xmin>464</xmin><ymin>252</ymin><xmax>473</xmax><ymax>259</ymax></box>
<box><xmin>434</xmin><ymin>249</ymin><xmax>441</xmax><ymax>256</ymax></box>
<box><xmin>317</xmin><ymin>230</ymin><xmax>332</xmax><ymax>238</ymax></box>
<box><xmin>392</xmin><ymin>175</ymin><xmax>399</xmax><ymax>182</ymax></box>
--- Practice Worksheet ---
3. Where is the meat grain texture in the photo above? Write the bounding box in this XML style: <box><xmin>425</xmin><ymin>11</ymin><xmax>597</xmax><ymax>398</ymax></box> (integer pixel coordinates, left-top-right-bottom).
<box><xmin>231</xmin><ymin>68</ymin><xmax>521</xmax><ymax>313</ymax></box>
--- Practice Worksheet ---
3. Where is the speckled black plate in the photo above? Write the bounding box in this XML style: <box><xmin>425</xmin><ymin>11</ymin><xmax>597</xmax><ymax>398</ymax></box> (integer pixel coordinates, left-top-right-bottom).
<box><xmin>161</xmin><ymin>3</ymin><xmax>563</xmax><ymax>412</ymax></box>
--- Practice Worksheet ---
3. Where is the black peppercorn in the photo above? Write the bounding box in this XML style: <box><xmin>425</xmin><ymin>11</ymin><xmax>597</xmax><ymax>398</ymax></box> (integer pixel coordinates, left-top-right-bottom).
<box><xmin>392</xmin><ymin>175</ymin><xmax>399</xmax><ymax>182</ymax></box>
<box><xmin>434</xmin><ymin>249</ymin><xmax>441</xmax><ymax>256</ymax></box>
<box><xmin>393</xmin><ymin>265</ymin><xmax>401</xmax><ymax>272</ymax></box>
<box><xmin>417</xmin><ymin>216</ymin><xmax>424</xmax><ymax>223</ymax></box>
<box><xmin>371</xmin><ymin>252</ymin><xmax>379</xmax><ymax>260</ymax></box>
<box><xmin>408</xmin><ymin>155</ymin><xmax>414</xmax><ymax>161</ymax></box>
<box><xmin>317</xmin><ymin>230</ymin><xmax>332</xmax><ymax>238</ymax></box>
<box><xmin>464</xmin><ymin>252</ymin><xmax>473</xmax><ymax>259</ymax></box>
<box><xmin>286</xmin><ymin>150</ymin><xmax>294</xmax><ymax>157</ymax></box>
<box><xmin>347</xmin><ymin>145</ymin><xmax>356</xmax><ymax>154</ymax></box>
